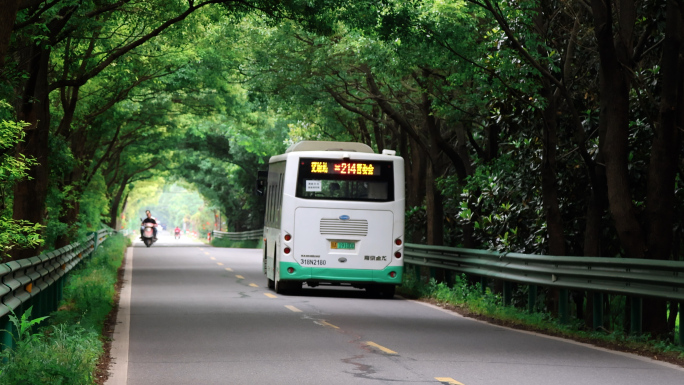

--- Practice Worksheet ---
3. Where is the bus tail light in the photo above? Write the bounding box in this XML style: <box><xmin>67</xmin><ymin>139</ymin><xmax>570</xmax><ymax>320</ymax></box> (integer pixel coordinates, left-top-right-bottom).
<box><xmin>284</xmin><ymin>234</ymin><xmax>291</xmax><ymax>241</ymax></box>
<box><xmin>389</xmin><ymin>271</ymin><xmax>397</xmax><ymax>278</ymax></box>
<box><xmin>394</xmin><ymin>251</ymin><xmax>401</xmax><ymax>258</ymax></box>
<box><xmin>287</xmin><ymin>267</ymin><xmax>295</xmax><ymax>274</ymax></box>
<box><xmin>395</xmin><ymin>238</ymin><xmax>402</xmax><ymax>246</ymax></box>
<box><xmin>284</xmin><ymin>247</ymin><xmax>291</xmax><ymax>254</ymax></box>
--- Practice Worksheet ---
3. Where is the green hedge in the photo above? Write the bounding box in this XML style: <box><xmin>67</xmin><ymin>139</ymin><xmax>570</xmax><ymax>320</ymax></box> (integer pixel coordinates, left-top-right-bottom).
<box><xmin>211</xmin><ymin>237</ymin><xmax>264</xmax><ymax>249</ymax></box>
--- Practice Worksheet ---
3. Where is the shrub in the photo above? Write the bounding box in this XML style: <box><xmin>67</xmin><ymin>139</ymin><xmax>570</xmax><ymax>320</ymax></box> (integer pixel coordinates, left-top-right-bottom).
<box><xmin>0</xmin><ymin>320</ymin><xmax>101</xmax><ymax>384</ymax></box>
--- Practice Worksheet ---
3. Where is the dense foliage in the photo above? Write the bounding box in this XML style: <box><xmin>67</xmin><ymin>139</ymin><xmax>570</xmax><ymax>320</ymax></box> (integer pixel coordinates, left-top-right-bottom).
<box><xmin>1</xmin><ymin>0</ymin><xmax>682</xmax><ymax>338</ymax></box>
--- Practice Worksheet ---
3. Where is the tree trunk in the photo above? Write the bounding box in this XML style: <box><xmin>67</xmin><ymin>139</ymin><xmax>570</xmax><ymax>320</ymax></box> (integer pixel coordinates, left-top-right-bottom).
<box><xmin>371</xmin><ymin>107</ymin><xmax>385</xmax><ymax>152</ymax></box>
<box><xmin>591</xmin><ymin>0</ymin><xmax>646</xmax><ymax>259</ymax></box>
<box><xmin>11</xmin><ymin>44</ymin><xmax>51</xmax><ymax>259</ymax></box>
<box><xmin>539</xmin><ymin>85</ymin><xmax>566</xmax><ymax>257</ymax></box>
<box><xmin>484</xmin><ymin>124</ymin><xmax>499</xmax><ymax>163</ymax></box>
<box><xmin>55</xmin><ymin>163</ymin><xmax>85</xmax><ymax>248</ymax></box>
<box><xmin>537</xmin><ymin>78</ymin><xmax>566</xmax><ymax>316</ymax></box>
<box><xmin>0</xmin><ymin>0</ymin><xmax>20</xmax><ymax>67</ymax></box>
<box><xmin>116</xmin><ymin>191</ymin><xmax>130</xmax><ymax>230</ymax></box>
<box><xmin>357</xmin><ymin>117</ymin><xmax>372</xmax><ymax>148</ymax></box>
<box><xmin>407</xmin><ymin>137</ymin><xmax>427</xmax><ymax>209</ymax></box>
<box><xmin>426</xmin><ymin>158</ymin><xmax>444</xmax><ymax>246</ymax></box>
<box><xmin>642</xmin><ymin>0</ymin><xmax>684</xmax><ymax>336</ymax></box>
<box><xmin>109</xmin><ymin>179</ymin><xmax>129</xmax><ymax>229</ymax></box>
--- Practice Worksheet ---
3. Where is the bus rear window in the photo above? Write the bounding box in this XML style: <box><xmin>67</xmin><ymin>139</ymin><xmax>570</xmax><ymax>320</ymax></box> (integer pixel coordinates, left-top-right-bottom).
<box><xmin>296</xmin><ymin>158</ymin><xmax>394</xmax><ymax>202</ymax></box>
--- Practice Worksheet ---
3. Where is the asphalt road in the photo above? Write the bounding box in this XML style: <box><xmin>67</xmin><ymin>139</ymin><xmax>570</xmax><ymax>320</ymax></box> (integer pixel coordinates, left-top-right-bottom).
<box><xmin>110</xmin><ymin>233</ymin><xmax>684</xmax><ymax>385</ymax></box>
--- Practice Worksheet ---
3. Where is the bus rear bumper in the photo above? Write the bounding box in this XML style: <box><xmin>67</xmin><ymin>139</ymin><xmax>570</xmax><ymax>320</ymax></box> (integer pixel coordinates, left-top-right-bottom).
<box><xmin>279</xmin><ymin>261</ymin><xmax>402</xmax><ymax>285</ymax></box>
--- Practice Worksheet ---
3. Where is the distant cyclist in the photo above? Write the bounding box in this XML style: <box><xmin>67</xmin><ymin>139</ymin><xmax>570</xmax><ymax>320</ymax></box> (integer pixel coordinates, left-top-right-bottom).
<box><xmin>174</xmin><ymin>226</ymin><xmax>181</xmax><ymax>239</ymax></box>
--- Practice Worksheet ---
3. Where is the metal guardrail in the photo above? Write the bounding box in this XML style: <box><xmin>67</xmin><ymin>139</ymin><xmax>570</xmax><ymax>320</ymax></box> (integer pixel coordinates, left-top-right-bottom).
<box><xmin>404</xmin><ymin>244</ymin><xmax>684</xmax><ymax>301</ymax></box>
<box><xmin>0</xmin><ymin>229</ymin><xmax>113</xmax><ymax>329</ymax></box>
<box><xmin>212</xmin><ymin>229</ymin><xmax>262</xmax><ymax>241</ymax></box>
<box><xmin>404</xmin><ymin>243</ymin><xmax>683</xmax><ymax>341</ymax></box>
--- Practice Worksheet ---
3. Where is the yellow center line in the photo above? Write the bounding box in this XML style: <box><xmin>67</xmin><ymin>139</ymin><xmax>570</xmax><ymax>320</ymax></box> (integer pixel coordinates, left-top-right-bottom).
<box><xmin>249</xmin><ymin>283</ymin><xmax>259</xmax><ymax>287</ymax></box>
<box><xmin>210</xmin><ymin>257</ymin><xmax>216</xmax><ymax>260</ymax></box>
<box><xmin>285</xmin><ymin>305</ymin><xmax>302</xmax><ymax>312</ymax></box>
<box><xmin>224</xmin><ymin>268</ymin><xmax>233</xmax><ymax>272</ymax></box>
<box><xmin>435</xmin><ymin>378</ymin><xmax>464</xmax><ymax>385</ymax></box>
<box><xmin>365</xmin><ymin>341</ymin><xmax>398</xmax><ymax>355</ymax></box>
<box><xmin>204</xmin><ymin>252</ymin><xmax>210</xmax><ymax>255</ymax></box>
<box><xmin>199</xmin><ymin>248</ymin><xmax>204</xmax><ymax>251</ymax></box>
<box><xmin>217</xmin><ymin>262</ymin><xmax>224</xmax><ymax>266</ymax></box>
<box><xmin>319</xmin><ymin>320</ymin><xmax>340</xmax><ymax>329</ymax></box>
<box><xmin>264</xmin><ymin>293</ymin><xmax>277</xmax><ymax>298</ymax></box>
<box><xmin>235</xmin><ymin>275</ymin><xmax>244</xmax><ymax>279</ymax></box>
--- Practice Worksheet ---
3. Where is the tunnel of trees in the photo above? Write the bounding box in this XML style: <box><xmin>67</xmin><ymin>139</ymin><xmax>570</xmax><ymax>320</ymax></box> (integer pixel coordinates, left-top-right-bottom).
<box><xmin>1</xmin><ymin>0</ymin><xmax>682</xmax><ymax>338</ymax></box>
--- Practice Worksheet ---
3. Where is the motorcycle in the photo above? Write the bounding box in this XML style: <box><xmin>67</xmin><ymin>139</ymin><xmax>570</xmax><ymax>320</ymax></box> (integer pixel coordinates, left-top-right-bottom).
<box><xmin>141</xmin><ymin>222</ymin><xmax>156</xmax><ymax>247</ymax></box>
<box><xmin>174</xmin><ymin>229</ymin><xmax>181</xmax><ymax>239</ymax></box>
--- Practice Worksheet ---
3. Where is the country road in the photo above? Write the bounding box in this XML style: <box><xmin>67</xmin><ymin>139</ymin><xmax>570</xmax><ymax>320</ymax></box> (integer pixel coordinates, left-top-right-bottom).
<box><xmin>107</xmin><ymin>235</ymin><xmax>684</xmax><ymax>385</ymax></box>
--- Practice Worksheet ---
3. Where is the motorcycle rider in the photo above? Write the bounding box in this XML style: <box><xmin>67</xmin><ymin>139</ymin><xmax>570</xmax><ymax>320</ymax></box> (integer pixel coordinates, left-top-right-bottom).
<box><xmin>141</xmin><ymin>210</ymin><xmax>158</xmax><ymax>240</ymax></box>
<box><xmin>174</xmin><ymin>226</ymin><xmax>181</xmax><ymax>239</ymax></box>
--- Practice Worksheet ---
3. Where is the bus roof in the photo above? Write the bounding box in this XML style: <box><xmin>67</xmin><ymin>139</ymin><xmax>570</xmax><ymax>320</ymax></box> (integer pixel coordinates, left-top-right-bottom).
<box><xmin>285</xmin><ymin>141</ymin><xmax>374</xmax><ymax>154</ymax></box>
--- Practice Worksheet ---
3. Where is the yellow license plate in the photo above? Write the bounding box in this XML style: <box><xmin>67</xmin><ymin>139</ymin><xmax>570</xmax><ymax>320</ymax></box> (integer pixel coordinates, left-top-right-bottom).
<box><xmin>331</xmin><ymin>241</ymin><xmax>355</xmax><ymax>250</ymax></box>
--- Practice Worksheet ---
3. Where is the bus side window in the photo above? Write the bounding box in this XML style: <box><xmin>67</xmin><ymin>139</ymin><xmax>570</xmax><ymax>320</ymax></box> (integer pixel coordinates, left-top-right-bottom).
<box><xmin>276</xmin><ymin>173</ymin><xmax>284</xmax><ymax>228</ymax></box>
<box><xmin>265</xmin><ymin>182</ymin><xmax>272</xmax><ymax>226</ymax></box>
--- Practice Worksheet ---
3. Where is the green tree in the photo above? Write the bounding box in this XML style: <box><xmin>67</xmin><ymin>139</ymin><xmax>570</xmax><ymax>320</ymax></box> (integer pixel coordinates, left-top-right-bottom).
<box><xmin>0</xmin><ymin>101</ymin><xmax>42</xmax><ymax>258</ymax></box>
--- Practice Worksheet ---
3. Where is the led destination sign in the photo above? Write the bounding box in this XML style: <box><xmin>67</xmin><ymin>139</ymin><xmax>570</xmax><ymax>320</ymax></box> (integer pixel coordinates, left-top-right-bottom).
<box><xmin>308</xmin><ymin>161</ymin><xmax>379</xmax><ymax>176</ymax></box>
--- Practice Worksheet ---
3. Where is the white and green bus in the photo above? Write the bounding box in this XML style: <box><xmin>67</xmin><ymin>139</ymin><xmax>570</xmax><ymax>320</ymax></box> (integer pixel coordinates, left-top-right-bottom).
<box><xmin>261</xmin><ymin>141</ymin><xmax>405</xmax><ymax>298</ymax></box>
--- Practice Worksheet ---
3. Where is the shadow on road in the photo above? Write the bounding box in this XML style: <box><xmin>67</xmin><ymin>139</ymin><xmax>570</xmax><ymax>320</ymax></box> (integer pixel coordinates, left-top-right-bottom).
<box><xmin>282</xmin><ymin>286</ymin><xmax>393</xmax><ymax>300</ymax></box>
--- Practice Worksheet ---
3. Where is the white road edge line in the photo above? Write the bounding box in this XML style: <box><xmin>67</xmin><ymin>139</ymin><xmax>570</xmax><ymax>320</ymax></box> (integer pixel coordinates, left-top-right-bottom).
<box><xmin>106</xmin><ymin>247</ymin><xmax>134</xmax><ymax>385</ymax></box>
<box><xmin>408</xmin><ymin>299</ymin><xmax>684</xmax><ymax>372</ymax></box>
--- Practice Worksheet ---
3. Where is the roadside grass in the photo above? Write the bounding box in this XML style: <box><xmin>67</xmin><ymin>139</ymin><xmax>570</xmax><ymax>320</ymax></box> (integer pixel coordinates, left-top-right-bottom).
<box><xmin>211</xmin><ymin>237</ymin><xmax>263</xmax><ymax>249</ymax></box>
<box><xmin>398</xmin><ymin>273</ymin><xmax>684</xmax><ymax>362</ymax></box>
<box><xmin>0</xmin><ymin>234</ymin><xmax>129</xmax><ymax>384</ymax></box>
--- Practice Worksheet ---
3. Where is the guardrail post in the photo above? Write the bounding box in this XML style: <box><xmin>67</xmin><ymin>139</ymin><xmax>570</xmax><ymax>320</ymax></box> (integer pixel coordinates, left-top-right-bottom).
<box><xmin>480</xmin><ymin>276</ymin><xmax>487</xmax><ymax>295</ymax></box>
<box><xmin>629</xmin><ymin>297</ymin><xmax>642</xmax><ymax>334</ymax></box>
<box><xmin>528</xmin><ymin>285</ymin><xmax>537</xmax><ymax>313</ymax></box>
<box><xmin>413</xmin><ymin>265</ymin><xmax>421</xmax><ymax>283</ymax></box>
<box><xmin>559</xmin><ymin>289</ymin><xmax>569</xmax><ymax>324</ymax></box>
<box><xmin>37</xmin><ymin>291</ymin><xmax>45</xmax><ymax>319</ymax></box>
<box><xmin>54</xmin><ymin>279</ymin><xmax>60</xmax><ymax>307</ymax></box>
<box><xmin>89</xmin><ymin>231</ymin><xmax>99</xmax><ymax>251</ymax></box>
<box><xmin>503</xmin><ymin>281</ymin><xmax>512</xmax><ymax>306</ymax></box>
<box><xmin>1</xmin><ymin>315</ymin><xmax>14</xmax><ymax>354</ymax></box>
<box><xmin>593</xmin><ymin>292</ymin><xmax>604</xmax><ymax>330</ymax></box>
<box><xmin>46</xmin><ymin>284</ymin><xmax>53</xmax><ymax>315</ymax></box>
<box><xmin>445</xmin><ymin>270</ymin><xmax>454</xmax><ymax>287</ymax></box>
<box><xmin>429</xmin><ymin>267</ymin><xmax>437</xmax><ymax>281</ymax></box>
<box><xmin>58</xmin><ymin>276</ymin><xmax>65</xmax><ymax>303</ymax></box>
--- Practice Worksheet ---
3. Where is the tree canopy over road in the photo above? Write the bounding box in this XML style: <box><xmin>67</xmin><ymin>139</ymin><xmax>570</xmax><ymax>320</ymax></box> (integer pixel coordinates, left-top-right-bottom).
<box><xmin>1</xmin><ymin>0</ymin><xmax>682</xmax><ymax>338</ymax></box>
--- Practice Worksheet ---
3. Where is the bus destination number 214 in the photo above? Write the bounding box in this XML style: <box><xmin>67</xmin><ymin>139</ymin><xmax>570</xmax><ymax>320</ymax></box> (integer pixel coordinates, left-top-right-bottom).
<box><xmin>310</xmin><ymin>161</ymin><xmax>379</xmax><ymax>176</ymax></box>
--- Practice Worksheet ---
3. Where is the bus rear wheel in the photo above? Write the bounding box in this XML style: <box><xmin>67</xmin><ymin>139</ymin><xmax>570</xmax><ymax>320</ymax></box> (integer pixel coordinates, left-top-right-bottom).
<box><xmin>274</xmin><ymin>273</ymin><xmax>300</xmax><ymax>294</ymax></box>
<box><xmin>274</xmin><ymin>277</ymin><xmax>286</xmax><ymax>294</ymax></box>
<box><xmin>274</xmin><ymin>265</ymin><xmax>286</xmax><ymax>294</ymax></box>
